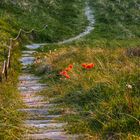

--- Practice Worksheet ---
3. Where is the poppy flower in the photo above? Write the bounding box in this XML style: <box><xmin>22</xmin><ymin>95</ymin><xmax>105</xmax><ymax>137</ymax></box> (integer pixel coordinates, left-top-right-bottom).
<box><xmin>65</xmin><ymin>64</ymin><xmax>73</xmax><ymax>72</ymax></box>
<box><xmin>90</xmin><ymin>63</ymin><xmax>95</xmax><ymax>68</ymax></box>
<box><xmin>69</xmin><ymin>64</ymin><xmax>73</xmax><ymax>69</ymax></box>
<box><xmin>65</xmin><ymin>67</ymin><xmax>71</xmax><ymax>72</ymax></box>
<box><xmin>86</xmin><ymin>63</ymin><xmax>95</xmax><ymax>69</ymax></box>
<box><xmin>59</xmin><ymin>71</ymin><xmax>70</xmax><ymax>79</ymax></box>
<box><xmin>65</xmin><ymin>74</ymin><xmax>70</xmax><ymax>79</ymax></box>
<box><xmin>82</xmin><ymin>63</ymin><xmax>87</xmax><ymax>68</ymax></box>
<box><xmin>82</xmin><ymin>63</ymin><xmax>95</xmax><ymax>69</ymax></box>
<box><xmin>59</xmin><ymin>71</ymin><xmax>67</xmax><ymax>76</ymax></box>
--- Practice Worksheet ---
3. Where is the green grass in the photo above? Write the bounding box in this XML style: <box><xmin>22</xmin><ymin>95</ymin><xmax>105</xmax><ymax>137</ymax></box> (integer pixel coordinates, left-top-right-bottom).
<box><xmin>0</xmin><ymin>0</ymin><xmax>87</xmax><ymax>43</ymax></box>
<box><xmin>0</xmin><ymin>0</ymin><xmax>87</xmax><ymax>62</ymax></box>
<box><xmin>73</xmin><ymin>0</ymin><xmax>140</xmax><ymax>47</ymax></box>
<box><xmin>33</xmin><ymin>46</ymin><xmax>140</xmax><ymax>139</ymax></box>
<box><xmin>0</xmin><ymin>45</ymin><xmax>26</xmax><ymax>140</ymax></box>
<box><xmin>91</xmin><ymin>0</ymin><xmax>140</xmax><ymax>39</ymax></box>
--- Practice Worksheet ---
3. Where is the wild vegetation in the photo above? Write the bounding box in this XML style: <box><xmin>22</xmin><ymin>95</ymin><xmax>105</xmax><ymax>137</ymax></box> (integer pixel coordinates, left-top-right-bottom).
<box><xmin>76</xmin><ymin>0</ymin><xmax>140</xmax><ymax>48</ymax></box>
<box><xmin>32</xmin><ymin>0</ymin><xmax>140</xmax><ymax>139</ymax></box>
<box><xmin>0</xmin><ymin>0</ymin><xmax>140</xmax><ymax>139</ymax></box>
<box><xmin>90</xmin><ymin>0</ymin><xmax>140</xmax><ymax>39</ymax></box>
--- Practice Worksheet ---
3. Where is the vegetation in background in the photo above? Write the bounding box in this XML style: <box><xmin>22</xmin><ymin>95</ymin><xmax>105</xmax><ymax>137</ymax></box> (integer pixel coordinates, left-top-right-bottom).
<box><xmin>74</xmin><ymin>0</ymin><xmax>140</xmax><ymax>48</ymax></box>
<box><xmin>0</xmin><ymin>0</ymin><xmax>87</xmax><ymax>63</ymax></box>
<box><xmin>90</xmin><ymin>0</ymin><xmax>140</xmax><ymax>39</ymax></box>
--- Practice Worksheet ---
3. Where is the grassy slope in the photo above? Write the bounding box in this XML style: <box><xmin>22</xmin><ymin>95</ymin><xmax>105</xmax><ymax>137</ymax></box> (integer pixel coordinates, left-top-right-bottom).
<box><xmin>90</xmin><ymin>0</ymin><xmax>140</xmax><ymax>39</ymax></box>
<box><xmin>33</xmin><ymin>0</ymin><xmax>140</xmax><ymax>139</ymax></box>
<box><xmin>0</xmin><ymin>0</ymin><xmax>87</xmax><ymax>139</ymax></box>
<box><xmin>77</xmin><ymin>0</ymin><xmax>140</xmax><ymax>48</ymax></box>
<box><xmin>35</xmin><ymin>47</ymin><xmax>139</xmax><ymax>139</ymax></box>
<box><xmin>0</xmin><ymin>0</ymin><xmax>86</xmax><ymax>61</ymax></box>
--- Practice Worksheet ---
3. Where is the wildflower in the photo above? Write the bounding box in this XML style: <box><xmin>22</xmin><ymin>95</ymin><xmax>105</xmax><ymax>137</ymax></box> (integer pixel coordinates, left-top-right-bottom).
<box><xmin>82</xmin><ymin>63</ymin><xmax>87</xmax><ymax>68</ymax></box>
<box><xmin>86</xmin><ymin>63</ymin><xmax>95</xmax><ymax>69</ymax></box>
<box><xmin>65</xmin><ymin>64</ymin><xmax>73</xmax><ymax>72</ymax></box>
<box><xmin>59</xmin><ymin>64</ymin><xmax>73</xmax><ymax>79</ymax></box>
<box><xmin>59</xmin><ymin>71</ymin><xmax>67</xmax><ymax>76</ymax></box>
<box><xmin>65</xmin><ymin>74</ymin><xmax>70</xmax><ymax>79</ymax></box>
<box><xmin>59</xmin><ymin>71</ymin><xmax>70</xmax><ymax>79</ymax></box>
<box><xmin>82</xmin><ymin>63</ymin><xmax>95</xmax><ymax>69</ymax></box>
<box><xmin>69</xmin><ymin>64</ymin><xmax>73</xmax><ymax>69</ymax></box>
<box><xmin>126</xmin><ymin>84</ymin><xmax>132</xmax><ymax>89</ymax></box>
<box><xmin>65</xmin><ymin>67</ymin><xmax>71</xmax><ymax>71</ymax></box>
<box><xmin>90</xmin><ymin>63</ymin><xmax>95</xmax><ymax>68</ymax></box>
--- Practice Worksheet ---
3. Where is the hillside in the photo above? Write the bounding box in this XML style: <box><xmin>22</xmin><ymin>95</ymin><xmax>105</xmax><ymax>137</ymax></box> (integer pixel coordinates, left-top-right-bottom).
<box><xmin>0</xmin><ymin>0</ymin><xmax>140</xmax><ymax>140</ymax></box>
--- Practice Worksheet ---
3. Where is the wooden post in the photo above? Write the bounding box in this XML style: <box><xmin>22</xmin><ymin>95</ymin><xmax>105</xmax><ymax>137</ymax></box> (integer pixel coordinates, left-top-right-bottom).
<box><xmin>0</xmin><ymin>72</ymin><xmax>2</xmax><ymax>82</ymax></box>
<box><xmin>2</xmin><ymin>61</ymin><xmax>6</xmax><ymax>81</ymax></box>
<box><xmin>5</xmin><ymin>61</ymin><xmax>8</xmax><ymax>80</ymax></box>
<box><xmin>7</xmin><ymin>47</ymin><xmax>11</xmax><ymax>69</ymax></box>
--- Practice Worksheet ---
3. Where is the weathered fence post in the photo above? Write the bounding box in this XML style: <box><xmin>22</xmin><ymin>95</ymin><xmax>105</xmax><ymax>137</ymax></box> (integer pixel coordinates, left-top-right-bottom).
<box><xmin>7</xmin><ymin>47</ymin><xmax>11</xmax><ymax>69</ymax></box>
<box><xmin>1</xmin><ymin>61</ymin><xmax>6</xmax><ymax>82</ymax></box>
<box><xmin>0</xmin><ymin>72</ymin><xmax>2</xmax><ymax>82</ymax></box>
<box><xmin>0</xmin><ymin>24</ymin><xmax>48</xmax><ymax>83</ymax></box>
<box><xmin>5</xmin><ymin>61</ymin><xmax>8</xmax><ymax>80</ymax></box>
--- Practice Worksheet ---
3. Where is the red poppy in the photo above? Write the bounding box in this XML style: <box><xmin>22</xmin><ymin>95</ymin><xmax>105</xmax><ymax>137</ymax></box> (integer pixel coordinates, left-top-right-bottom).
<box><xmin>86</xmin><ymin>64</ymin><xmax>91</xmax><ymax>69</ymax></box>
<box><xmin>69</xmin><ymin>64</ymin><xmax>73</xmax><ymax>69</ymax></box>
<box><xmin>59</xmin><ymin>71</ymin><xmax>70</xmax><ymax>79</ymax></box>
<box><xmin>82</xmin><ymin>63</ymin><xmax>87</xmax><ymax>68</ymax></box>
<box><xmin>86</xmin><ymin>63</ymin><xmax>95</xmax><ymax>69</ymax></box>
<box><xmin>64</xmin><ymin>64</ymin><xmax>73</xmax><ymax>72</ymax></box>
<box><xmin>65</xmin><ymin>74</ymin><xmax>70</xmax><ymax>79</ymax></box>
<box><xmin>59</xmin><ymin>71</ymin><xmax>67</xmax><ymax>76</ymax></box>
<box><xmin>82</xmin><ymin>63</ymin><xmax>95</xmax><ymax>69</ymax></box>
<box><xmin>65</xmin><ymin>67</ymin><xmax>71</xmax><ymax>72</ymax></box>
<box><xmin>90</xmin><ymin>63</ymin><xmax>95</xmax><ymax>68</ymax></box>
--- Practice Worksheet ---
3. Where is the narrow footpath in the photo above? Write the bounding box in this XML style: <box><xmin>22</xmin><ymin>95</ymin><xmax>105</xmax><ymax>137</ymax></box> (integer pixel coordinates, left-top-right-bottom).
<box><xmin>19</xmin><ymin>44</ymin><xmax>79</xmax><ymax>140</ymax></box>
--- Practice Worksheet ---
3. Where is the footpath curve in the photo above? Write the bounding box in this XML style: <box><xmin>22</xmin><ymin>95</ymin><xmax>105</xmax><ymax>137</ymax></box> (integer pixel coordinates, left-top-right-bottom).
<box><xmin>35</xmin><ymin>2</ymin><xmax>95</xmax><ymax>47</ymax></box>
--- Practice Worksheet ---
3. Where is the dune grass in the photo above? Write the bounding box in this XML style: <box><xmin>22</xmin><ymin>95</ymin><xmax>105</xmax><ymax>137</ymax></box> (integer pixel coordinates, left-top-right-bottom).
<box><xmin>33</xmin><ymin>46</ymin><xmax>140</xmax><ymax>139</ymax></box>
<box><xmin>75</xmin><ymin>0</ymin><xmax>140</xmax><ymax>47</ymax></box>
<box><xmin>90</xmin><ymin>0</ymin><xmax>140</xmax><ymax>39</ymax></box>
<box><xmin>31</xmin><ymin>0</ymin><xmax>140</xmax><ymax>139</ymax></box>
